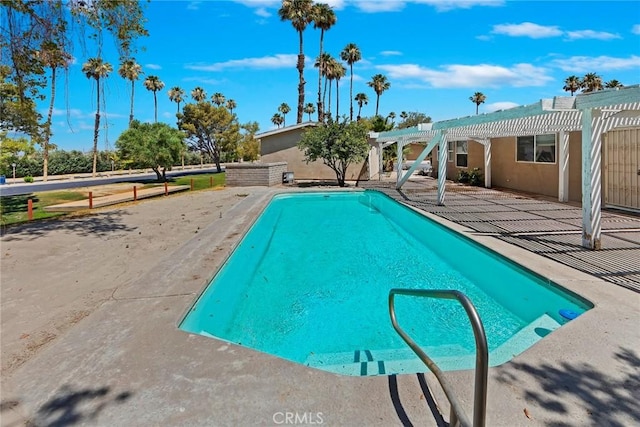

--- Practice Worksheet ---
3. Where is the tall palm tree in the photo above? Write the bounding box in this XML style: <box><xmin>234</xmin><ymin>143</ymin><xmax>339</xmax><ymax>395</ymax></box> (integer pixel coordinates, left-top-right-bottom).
<box><xmin>581</xmin><ymin>73</ymin><xmax>603</xmax><ymax>93</ymax></box>
<box><xmin>82</xmin><ymin>57</ymin><xmax>113</xmax><ymax>177</ymax></box>
<box><xmin>315</xmin><ymin>52</ymin><xmax>332</xmax><ymax>118</ymax></box>
<box><xmin>367</xmin><ymin>74</ymin><xmax>390</xmax><ymax>116</ymax></box>
<box><xmin>400</xmin><ymin>111</ymin><xmax>408</xmax><ymax>120</ymax></box>
<box><xmin>211</xmin><ymin>92</ymin><xmax>225</xmax><ymax>106</ymax></box>
<box><xmin>333</xmin><ymin>61</ymin><xmax>346</xmax><ymax>119</ymax></box>
<box><xmin>226</xmin><ymin>99</ymin><xmax>237</xmax><ymax>114</ymax></box>
<box><xmin>324</xmin><ymin>57</ymin><xmax>339</xmax><ymax>119</ymax></box>
<box><xmin>278</xmin><ymin>0</ymin><xmax>314</xmax><ymax>124</ymax></box>
<box><xmin>303</xmin><ymin>102</ymin><xmax>316</xmax><ymax>121</ymax></box>
<box><xmin>168</xmin><ymin>86</ymin><xmax>185</xmax><ymax>113</ymax></box>
<box><xmin>191</xmin><ymin>86</ymin><xmax>207</xmax><ymax>102</ymax></box>
<box><xmin>469</xmin><ymin>92</ymin><xmax>486</xmax><ymax>115</ymax></box>
<box><xmin>311</xmin><ymin>2</ymin><xmax>336</xmax><ymax>122</ymax></box>
<box><xmin>354</xmin><ymin>92</ymin><xmax>368</xmax><ymax>119</ymax></box>
<box><xmin>340</xmin><ymin>43</ymin><xmax>361</xmax><ymax>121</ymax></box>
<box><xmin>278</xmin><ymin>102</ymin><xmax>291</xmax><ymax>126</ymax></box>
<box><xmin>118</xmin><ymin>58</ymin><xmax>142</xmax><ymax>125</ymax></box>
<box><xmin>271</xmin><ymin>113</ymin><xmax>284</xmax><ymax>128</ymax></box>
<box><xmin>144</xmin><ymin>75</ymin><xmax>165</xmax><ymax>123</ymax></box>
<box><xmin>563</xmin><ymin>75</ymin><xmax>581</xmax><ymax>96</ymax></box>
<box><xmin>38</xmin><ymin>41</ymin><xmax>71</xmax><ymax>181</ymax></box>
<box><xmin>604</xmin><ymin>79</ymin><xmax>623</xmax><ymax>89</ymax></box>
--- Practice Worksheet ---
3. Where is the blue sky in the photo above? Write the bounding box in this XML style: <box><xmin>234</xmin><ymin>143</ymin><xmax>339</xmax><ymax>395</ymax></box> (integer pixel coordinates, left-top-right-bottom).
<box><xmin>44</xmin><ymin>0</ymin><xmax>640</xmax><ymax>151</ymax></box>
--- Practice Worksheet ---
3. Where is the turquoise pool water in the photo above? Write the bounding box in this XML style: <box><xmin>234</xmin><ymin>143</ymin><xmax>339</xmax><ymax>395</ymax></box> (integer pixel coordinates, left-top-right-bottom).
<box><xmin>180</xmin><ymin>191</ymin><xmax>593</xmax><ymax>376</ymax></box>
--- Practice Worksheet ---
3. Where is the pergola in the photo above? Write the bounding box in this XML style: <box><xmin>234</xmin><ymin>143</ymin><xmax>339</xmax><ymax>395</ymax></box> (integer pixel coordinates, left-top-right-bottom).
<box><xmin>372</xmin><ymin>85</ymin><xmax>640</xmax><ymax>250</ymax></box>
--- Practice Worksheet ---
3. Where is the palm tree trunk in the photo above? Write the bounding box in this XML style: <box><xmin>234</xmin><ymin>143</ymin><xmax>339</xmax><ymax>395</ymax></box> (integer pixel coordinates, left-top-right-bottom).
<box><xmin>296</xmin><ymin>30</ymin><xmax>305</xmax><ymax>124</ymax></box>
<box><xmin>154</xmin><ymin>91</ymin><xmax>158</xmax><ymax>123</ymax></box>
<box><xmin>349</xmin><ymin>64</ymin><xmax>354</xmax><ymax>121</ymax></box>
<box><xmin>129</xmin><ymin>80</ymin><xmax>135</xmax><ymax>125</ymax></box>
<box><xmin>177</xmin><ymin>101</ymin><xmax>181</xmax><ymax>114</ymax></box>
<box><xmin>323</xmin><ymin>77</ymin><xmax>329</xmax><ymax>116</ymax></box>
<box><xmin>375</xmin><ymin>93</ymin><xmax>380</xmax><ymax>116</ymax></box>
<box><xmin>475</xmin><ymin>104</ymin><xmax>479</xmax><ymax>115</ymax></box>
<box><xmin>317</xmin><ymin>30</ymin><xmax>324</xmax><ymax>122</ymax></box>
<box><xmin>328</xmin><ymin>80</ymin><xmax>332</xmax><ymax>119</ymax></box>
<box><xmin>358</xmin><ymin>103</ymin><xmax>362</xmax><ymax>118</ymax></box>
<box><xmin>44</xmin><ymin>65</ymin><xmax>57</xmax><ymax>182</ymax></box>
<box><xmin>92</xmin><ymin>77</ymin><xmax>101</xmax><ymax>177</ymax></box>
<box><xmin>336</xmin><ymin>79</ymin><xmax>340</xmax><ymax>119</ymax></box>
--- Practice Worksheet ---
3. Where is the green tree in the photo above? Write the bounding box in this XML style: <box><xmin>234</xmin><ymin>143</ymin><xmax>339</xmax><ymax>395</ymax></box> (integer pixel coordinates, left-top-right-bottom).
<box><xmin>116</xmin><ymin>121</ymin><xmax>185</xmax><ymax>182</ymax></box>
<box><xmin>118</xmin><ymin>58</ymin><xmax>143</xmax><ymax>125</ymax></box>
<box><xmin>226</xmin><ymin>99</ymin><xmax>237</xmax><ymax>114</ymax></box>
<box><xmin>563</xmin><ymin>75</ymin><xmax>581</xmax><ymax>96</ymax></box>
<box><xmin>211</xmin><ymin>92</ymin><xmax>226</xmax><ymax>106</ymax></box>
<box><xmin>397</xmin><ymin>111</ymin><xmax>432</xmax><ymax>129</ymax></box>
<box><xmin>304</xmin><ymin>102</ymin><xmax>316</xmax><ymax>121</ymax></box>
<box><xmin>367</xmin><ymin>74</ymin><xmax>390</xmax><ymax>116</ymax></box>
<box><xmin>168</xmin><ymin>86</ymin><xmax>185</xmax><ymax>113</ymax></box>
<box><xmin>298</xmin><ymin>118</ymin><xmax>370</xmax><ymax>187</ymax></box>
<box><xmin>0</xmin><ymin>132</ymin><xmax>35</xmax><ymax>176</ymax></box>
<box><xmin>144</xmin><ymin>75</ymin><xmax>165</xmax><ymax>123</ymax></box>
<box><xmin>311</xmin><ymin>2</ymin><xmax>336</xmax><ymax>122</ymax></box>
<box><xmin>340</xmin><ymin>43</ymin><xmax>361</xmax><ymax>121</ymax></box>
<box><xmin>177</xmin><ymin>102</ymin><xmax>240</xmax><ymax>172</ymax></box>
<box><xmin>581</xmin><ymin>73</ymin><xmax>603</xmax><ymax>93</ymax></box>
<box><xmin>271</xmin><ymin>113</ymin><xmax>284</xmax><ymax>128</ymax></box>
<box><xmin>82</xmin><ymin>57</ymin><xmax>113</xmax><ymax>177</ymax></box>
<box><xmin>278</xmin><ymin>102</ymin><xmax>292</xmax><ymax>126</ymax></box>
<box><xmin>469</xmin><ymin>91</ymin><xmax>486</xmax><ymax>115</ymax></box>
<box><xmin>278</xmin><ymin>0</ymin><xmax>314</xmax><ymax>124</ymax></box>
<box><xmin>604</xmin><ymin>79</ymin><xmax>623</xmax><ymax>89</ymax></box>
<box><xmin>354</xmin><ymin>92</ymin><xmax>368</xmax><ymax>119</ymax></box>
<box><xmin>191</xmin><ymin>86</ymin><xmax>207</xmax><ymax>102</ymax></box>
<box><xmin>237</xmin><ymin>121</ymin><xmax>260</xmax><ymax>161</ymax></box>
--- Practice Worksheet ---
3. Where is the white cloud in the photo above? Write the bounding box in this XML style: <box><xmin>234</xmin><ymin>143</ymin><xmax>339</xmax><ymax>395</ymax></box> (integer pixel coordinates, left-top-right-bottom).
<box><xmin>186</xmin><ymin>54</ymin><xmax>297</xmax><ymax>71</ymax></box>
<box><xmin>380</xmin><ymin>50</ymin><xmax>402</xmax><ymax>56</ymax></box>
<box><xmin>565</xmin><ymin>30</ymin><xmax>620</xmax><ymax>41</ymax></box>
<box><xmin>187</xmin><ymin>1</ymin><xmax>202</xmax><ymax>10</ymax></box>
<box><xmin>255</xmin><ymin>7</ymin><xmax>271</xmax><ymax>17</ymax></box>
<box><xmin>631</xmin><ymin>24</ymin><xmax>640</xmax><ymax>35</ymax></box>
<box><xmin>146</xmin><ymin>63</ymin><xmax>162</xmax><ymax>70</ymax></box>
<box><xmin>492</xmin><ymin>22</ymin><xmax>563</xmax><ymax>39</ymax></box>
<box><xmin>376</xmin><ymin>62</ymin><xmax>553</xmax><ymax>88</ymax></box>
<box><xmin>412</xmin><ymin>0</ymin><xmax>504</xmax><ymax>12</ymax></box>
<box><xmin>485</xmin><ymin>101</ymin><xmax>520</xmax><ymax>113</ymax></box>
<box><xmin>551</xmin><ymin>55</ymin><xmax>640</xmax><ymax>73</ymax></box>
<box><xmin>183</xmin><ymin>77</ymin><xmax>225</xmax><ymax>85</ymax></box>
<box><xmin>355</xmin><ymin>1</ymin><xmax>405</xmax><ymax>12</ymax></box>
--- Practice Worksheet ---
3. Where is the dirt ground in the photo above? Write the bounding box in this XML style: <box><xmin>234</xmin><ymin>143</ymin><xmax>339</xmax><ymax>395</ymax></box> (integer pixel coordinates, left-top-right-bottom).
<box><xmin>0</xmin><ymin>187</ymin><xmax>248</xmax><ymax>377</ymax></box>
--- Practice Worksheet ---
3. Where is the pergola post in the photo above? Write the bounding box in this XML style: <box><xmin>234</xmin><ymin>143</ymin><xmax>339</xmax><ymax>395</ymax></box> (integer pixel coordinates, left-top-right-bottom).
<box><xmin>581</xmin><ymin>108</ymin><xmax>603</xmax><ymax>250</ymax></box>
<box><xmin>437</xmin><ymin>131</ymin><xmax>448</xmax><ymax>205</ymax></box>
<box><xmin>558</xmin><ymin>130</ymin><xmax>570</xmax><ymax>202</ymax></box>
<box><xmin>378</xmin><ymin>142</ymin><xmax>384</xmax><ymax>181</ymax></box>
<box><xmin>396</xmin><ymin>137</ymin><xmax>405</xmax><ymax>187</ymax></box>
<box><xmin>477</xmin><ymin>139</ymin><xmax>491</xmax><ymax>188</ymax></box>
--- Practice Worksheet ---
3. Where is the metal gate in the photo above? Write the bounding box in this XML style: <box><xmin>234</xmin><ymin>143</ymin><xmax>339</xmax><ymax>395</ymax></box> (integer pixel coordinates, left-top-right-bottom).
<box><xmin>603</xmin><ymin>127</ymin><xmax>640</xmax><ymax>212</ymax></box>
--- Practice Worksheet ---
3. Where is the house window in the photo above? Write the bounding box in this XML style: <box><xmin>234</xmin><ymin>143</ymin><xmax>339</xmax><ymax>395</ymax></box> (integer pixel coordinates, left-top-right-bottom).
<box><xmin>517</xmin><ymin>134</ymin><xmax>556</xmax><ymax>163</ymax></box>
<box><xmin>455</xmin><ymin>141</ymin><xmax>468</xmax><ymax>167</ymax></box>
<box><xmin>447</xmin><ymin>141</ymin><xmax>454</xmax><ymax>162</ymax></box>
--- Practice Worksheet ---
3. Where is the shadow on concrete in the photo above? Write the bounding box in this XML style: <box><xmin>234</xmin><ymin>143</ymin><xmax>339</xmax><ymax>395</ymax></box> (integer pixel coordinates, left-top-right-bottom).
<box><xmin>1</xmin><ymin>210</ymin><xmax>136</xmax><ymax>241</ymax></box>
<box><xmin>27</xmin><ymin>385</ymin><xmax>132</xmax><ymax>427</ymax></box>
<box><xmin>494</xmin><ymin>346</ymin><xmax>640</xmax><ymax>427</ymax></box>
<box><xmin>387</xmin><ymin>374</ymin><xmax>449</xmax><ymax>427</ymax></box>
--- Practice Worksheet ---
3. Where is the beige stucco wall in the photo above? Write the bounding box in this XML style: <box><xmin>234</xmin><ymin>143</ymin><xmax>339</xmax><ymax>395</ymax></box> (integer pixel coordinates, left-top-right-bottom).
<box><xmin>260</xmin><ymin>127</ymin><xmax>368</xmax><ymax>181</ymax></box>
<box><xmin>568</xmin><ymin>131</ymin><xmax>583</xmax><ymax>202</ymax></box>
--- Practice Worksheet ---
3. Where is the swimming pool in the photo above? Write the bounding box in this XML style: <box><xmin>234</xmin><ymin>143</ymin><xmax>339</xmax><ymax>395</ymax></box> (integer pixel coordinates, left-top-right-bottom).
<box><xmin>180</xmin><ymin>191</ymin><xmax>593</xmax><ymax>376</ymax></box>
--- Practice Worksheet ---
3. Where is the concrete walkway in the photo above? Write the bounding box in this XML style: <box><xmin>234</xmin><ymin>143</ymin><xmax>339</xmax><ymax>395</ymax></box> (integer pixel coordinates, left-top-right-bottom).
<box><xmin>44</xmin><ymin>185</ymin><xmax>190</xmax><ymax>212</ymax></box>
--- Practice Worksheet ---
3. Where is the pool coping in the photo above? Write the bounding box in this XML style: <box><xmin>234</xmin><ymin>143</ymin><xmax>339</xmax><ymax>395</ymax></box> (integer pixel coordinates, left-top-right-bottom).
<box><xmin>2</xmin><ymin>186</ymin><xmax>638</xmax><ymax>426</ymax></box>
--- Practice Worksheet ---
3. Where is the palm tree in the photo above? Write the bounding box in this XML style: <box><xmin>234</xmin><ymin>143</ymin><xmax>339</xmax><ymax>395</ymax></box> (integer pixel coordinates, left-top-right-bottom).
<box><xmin>38</xmin><ymin>41</ymin><xmax>71</xmax><ymax>181</ymax></box>
<box><xmin>278</xmin><ymin>102</ymin><xmax>291</xmax><ymax>126</ymax></box>
<box><xmin>311</xmin><ymin>2</ymin><xmax>336</xmax><ymax>122</ymax></box>
<box><xmin>168</xmin><ymin>86</ymin><xmax>185</xmax><ymax>113</ymax></box>
<box><xmin>340</xmin><ymin>43</ymin><xmax>361</xmax><ymax>121</ymax></box>
<box><xmin>333</xmin><ymin>61</ymin><xmax>346</xmax><ymax>119</ymax></box>
<box><xmin>278</xmin><ymin>0</ymin><xmax>314</xmax><ymax>124</ymax></box>
<box><xmin>303</xmin><ymin>102</ymin><xmax>316</xmax><ymax>121</ymax></box>
<box><xmin>367</xmin><ymin>74</ymin><xmax>390</xmax><ymax>116</ymax></box>
<box><xmin>469</xmin><ymin>92</ymin><xmax>486</xmax><ymax>115</ymax></box>
<box><xmin>315</xmin><ymin>52</ymin><xmax>332</xmax><ymax>119</ymax></box>
<box><xmin>604</xmin><ymin>79</ymin><xmax>623</xmax><ymax>89</ymax></box>
<box><xmin>354</xmin><ymin>92</ymin><xmax>368</xmax><ymax>119</ymax></box>
<box><xmin>563</xmin><ymin>75</ymin><xmax>581</xmax><ymax>96</ymax></box>
<box><xmin>211</xmin><ymin>92</ymin><xmax>225</xmax><ymax>106</ymax></box>
<box><xmin>191</xmin><ymin>86</ymin><xmax>207</xmax><ymax>102</ymax></box>
<box><xmin>144</xmin><ymin>75</ymin><xmax>165</xmax><ymax>123</ymax></box>
<box><xmin>581</xmin><ymin>73</ymin><xmax>603</xmax><ymax>93</ymax></box>
<box><xmin>82</xmin><ymin>57</ymin><xmax>113</xmax><ymax>177</ymax></box>
<box><xmin>271</xmin><ymin>113</ymin><xmax>284</xmax><ymax>128</ymax></box>
<box><xmin>400</xmin><ymin>111</ymin><xmax>408</xmax><ymax>120</ymax></box>
<box><xmin>118</xmin><ymin>58</ymin><xmax>142</xmax><ymax>125</ymax></box>
<box><xmin>324</xmin><ymin>57</ymin><xmax>339</xmax><ymax>119</ymax></box>
<box><xmin>226</xmin><ymin>99</ymin><xmax>237</xmax><ymax>114</ymax></box>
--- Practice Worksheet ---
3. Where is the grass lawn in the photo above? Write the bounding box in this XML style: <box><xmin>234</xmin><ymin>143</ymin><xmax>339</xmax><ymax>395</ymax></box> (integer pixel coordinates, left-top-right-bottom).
<box><xmin>1</xmin><ymin>173</ymin><xmax>226</xmax><ymax>226</ymax></box>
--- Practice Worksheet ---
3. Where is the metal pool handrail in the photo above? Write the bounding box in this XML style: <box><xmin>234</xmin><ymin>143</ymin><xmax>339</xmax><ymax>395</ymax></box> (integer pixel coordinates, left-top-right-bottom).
<box><xmin>388</xmin><ymin>288</ymin><xmax>489</xmax><ymax>427</ymax></box>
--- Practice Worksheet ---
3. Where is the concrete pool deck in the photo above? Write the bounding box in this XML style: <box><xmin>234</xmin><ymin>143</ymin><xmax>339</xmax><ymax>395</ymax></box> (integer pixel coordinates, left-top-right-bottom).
<box><xmin>1</xmin><ymin>181</ymin><xmax>639</xmax><ymax>426</ymax></box>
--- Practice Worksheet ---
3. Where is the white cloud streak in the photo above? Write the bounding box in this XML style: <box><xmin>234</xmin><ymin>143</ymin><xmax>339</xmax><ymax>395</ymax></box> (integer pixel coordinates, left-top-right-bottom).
<box><xmin>492</xmin><ymin>22</ymin><xmax>562</xmax><ymax>38</ymax></box>
<box><xmin>376</xmin><ymin>63</ymin><xmax>553</xmax><ymax>88</ymax></box>
<box><xmin>146</xmin><ymin>64</ymin><xmax>162</xmax><ymax>70</ymax></box>
<box><xmin>185</xmin><ymin>54</ymin><xmax>297</xmax><ymax>71</ymax></box>
<box><xmin>565</xmin><ymin>30</ymin><xmax>620</xmax><ymax>41</ymax></box>
<box><xmin>255</xmin><ymin>7</ymin><xmax>271</xmax><ymax>18</ymax></box>
<box><xmin>630</xmin><ymin>24</ymin><xmax>640</xmax><ymax>35</ymax></box>
<box><xmin>380</xmin><ymin>50</ymin><xmax>403</xmax><ymax>56</ymax></box>
<box><xmin>551</xmin><ymin>55</ymin><xmax>640</xmax><ymax>73</ymax></box>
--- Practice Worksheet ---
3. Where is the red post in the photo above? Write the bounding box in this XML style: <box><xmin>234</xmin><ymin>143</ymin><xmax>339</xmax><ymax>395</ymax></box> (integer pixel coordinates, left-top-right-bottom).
<box><xmin>164</xmin><ymin>182</ymin><xmax>168</xmax><ymax>196</ymax></box>
<box><xmin>133</xmin><ymin>186</ymin><xmax>137</xmax><ymax>201</ymax></box>
<box><xmin>89</xmin><ymin>192</ymin><xmax>93</xmax><ymax>209</ymax></box>
<box><xmin>190</xmin><ymin>178</ymin><xmax>194</xmax><ymax>191</ymax></box>
<box><xmin>27</xmin><ymin>199</ymin><xmax>33</xmax><ymax>220</ymax></box>
<box><xmin>209</xmin><ymin>176</ymin><xmax>213</xmax><ymax>187</ymax></box>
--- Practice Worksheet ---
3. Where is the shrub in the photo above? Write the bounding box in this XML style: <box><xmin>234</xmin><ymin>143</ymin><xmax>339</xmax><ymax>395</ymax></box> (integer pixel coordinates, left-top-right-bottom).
<box><xmin>457</xmin><ymin>170</ymin><xmax>470</xmax><ymax>184</ymax></box>
<box><xmin>23</xmin><ymin>176</ymin><xmax>34</xmax><ymax>183</ymax></box>
<box><xmin>469</xmin><ymin>168</ymin><xmax>483</xmax><ymax>186</ymax></box>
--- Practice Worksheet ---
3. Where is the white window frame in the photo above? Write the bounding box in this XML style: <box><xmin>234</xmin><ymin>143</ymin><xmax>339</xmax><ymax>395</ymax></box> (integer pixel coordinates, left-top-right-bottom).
<box><xmin>516</xmin><ymin>134</ymin><xmax>557</xmax><ymax>164</ymax></box>
<box><xmin>447</xmin><ymin>141</ymin><xmax>454</xmax><ymax>162</ymax></box>
<box><xmin>454</xmin><ymin>140</ymin><xmax>468</xmax><ymax>168</ymax></box>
